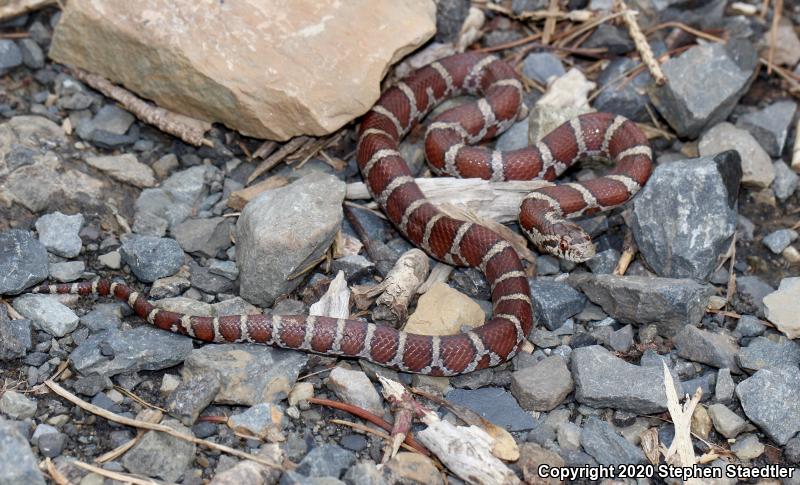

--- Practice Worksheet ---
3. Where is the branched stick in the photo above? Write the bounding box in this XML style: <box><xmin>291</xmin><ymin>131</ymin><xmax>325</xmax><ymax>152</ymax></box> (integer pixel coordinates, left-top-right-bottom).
<box><xmin>70</xmin><ymin>67</ymin><xmax>213</xmax><ymax>148</ymax></box>
<box><xmin>661</xmin><ymin>362</ymin><xmax>703</xmax><ymax>485</ymax></box>
<box><xmin>615</xmin><ymin>0</ymin><xmax>666</xmax><ymax>85</ymax></box>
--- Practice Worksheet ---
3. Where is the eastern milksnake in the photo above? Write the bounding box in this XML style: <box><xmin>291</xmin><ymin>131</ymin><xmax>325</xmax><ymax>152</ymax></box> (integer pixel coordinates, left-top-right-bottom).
<box><xmin>32</xmin><ymin>53</ymin><xmax>652</xmax><ymax>375</ymax></box>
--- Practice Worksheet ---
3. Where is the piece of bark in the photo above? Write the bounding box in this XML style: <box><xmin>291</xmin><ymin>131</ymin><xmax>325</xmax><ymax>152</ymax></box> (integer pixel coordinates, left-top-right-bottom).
<box><xmin>347</xmin><ymin>177</ymin><xmax>552</xmax><ymax>224</ymax></box>
<box><xmin>0</xmin><ymin>0</ymin><xmax>56</xmax><ymax>22</ymax></box>
<box><xmin>228</xmin><ymin>175</ymin><xmax>289</xmax><ymax>211</ymax></box>
<box><xmin>352</xmin><ymin>249</ymin><xmax>428</xmax><ymax>325</ymax></box>
<box><xmin>70</xmin><ymin>67</ymin><xmax>212</xmax><ymax>147</ymax></box>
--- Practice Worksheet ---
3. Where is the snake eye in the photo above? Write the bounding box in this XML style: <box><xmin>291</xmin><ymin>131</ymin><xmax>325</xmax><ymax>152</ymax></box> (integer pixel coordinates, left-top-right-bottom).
<box><xmin>559</xmin><ymin>239</ymin><xmax>569</xmax><ymax>252</ymax></box>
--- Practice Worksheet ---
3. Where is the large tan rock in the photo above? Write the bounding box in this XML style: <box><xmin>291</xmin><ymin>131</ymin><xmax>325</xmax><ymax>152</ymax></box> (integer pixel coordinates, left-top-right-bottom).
<box><xmin>50</xmin><ymin>0</ymin><xmax>436</xmax><ymax>140</ymax></box>
<box><xmin>404</xmin><ymin>282</ymin><xmax>485</xmax><ymax>336</ymax></box>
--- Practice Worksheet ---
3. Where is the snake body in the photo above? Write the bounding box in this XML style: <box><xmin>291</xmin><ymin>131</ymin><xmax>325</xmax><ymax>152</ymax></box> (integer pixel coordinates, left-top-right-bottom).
<box><xmin>32</xmin><ymin>53</ymin><xmax>652</xmax><ymax>375</ymax></box>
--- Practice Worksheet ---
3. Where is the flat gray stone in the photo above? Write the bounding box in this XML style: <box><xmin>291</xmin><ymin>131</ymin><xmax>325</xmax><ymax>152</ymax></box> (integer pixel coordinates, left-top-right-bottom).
<box><xmin>673</xmin><ymin>326</ymin><xmax>740</xmax><ymax>373</ymax></box>
<box><xmin>737</xmin><ymin>337</ymin><xmax>800</xmax><ymax>372</ymax></box>
<box><xmin>737</xmin><ymin>366</ymin><xmax>800</xmax><ymax>445</ymax></box>
<box><xmin>527</xmin><ymin>278</ymin><xmax>586</xmax><ymax>331</ymax></box>
<box><xmin>172</xmin><ymin>217</ymin><xmax>233</xmax><ymax>258</ymax></box>
<box><xmin>35</xmin><ymin>211</ymin><xmax>84</xmax><ymax>258</ymax></box>
<box><xmin>580</xmin><ymin>416</ymin><xmax>645</xmax><ymax>465</ymax></box>
<box><xmin>0</xmin><ymin>305</ymin><xmax>31</xmax><ymax>360</ymax></box>
<box><xmin>571</xmin><ymin>345</ymin><xmax>679</xmax><ymax>414</ymax></box>
<box><xmin>326</xmin><ymin>366</ymin><xmax>384</xmax><ymax>416</ymax></box>
<box><xmin>568</xmin><ymin>274</ymin><xmax>713</xmax><ymax>337</ymax></box>
<box><xmin>762</xmin><ymin>229</ymin><xmax>798</xmax><ymax>255</ymax></box>
<box><xmin>122</xmin><ymin>418</ymin><xmax>195</xmax><ymax>482</ymax></box>
<box><xmin>707</xmin><ymin>403</ymin><xmax>747</xmax><ymax>439</ymax></box>
<box><xmin>0</xmin><ymin>419</ymin><xmax>46</xmax><ymax>485</ymax></box>
<box><xmin>166</xmin><ymin>373</ymin><xmax>221</xmax><ymax>426</ymax></box>
<box><xmin>0</xmin><ymin>230</ymin><xmax>49</xmax><ymax>295</ymax></box>
<box><xmin>236</xmin><ymin>172</ymin><xmax>345</xmax><ymax>306</ymax></box>
<box><xmin>12</xmin><ymin>294</ymin><xmax>79</xmax><ymax>337</ymax></box>
<box><xmin>510</xmin><ymin>355</ymin><xmax>573</xmax><ymax>411</ymax></box>
<box><xmin>182</xmin><ymin>343</ymin><xmax>307</xmax><ymax>406</ymax></box>
<box><xmin>294</xmin><ymin>444</ymin><xmax>355</xmax><ymax>479</ymax></box>
<box><xmin>228</xmin><ymin>402</ymin><xmax>285</xmax><ymax>441</ymax></box>
<box><xmin>649</xmin><ymin>41</ymin><xmax>756</xmax><ymax>138</ymax></box>
<box><xmin>736</xmin><ymin>100</ymin><xmax>797</xmax><ymax>156</ymax></box>
<box><xmin>0</xmin><ymin>40</ymin><xmax>22</xmax><ymax>75</ymax></box>
<box><xmin>70</xmin><ymin>326</ymin><xmax>193</xmax><ymax>377</ymax></box>
<box><xmin>714</xmin><ymin>368</ymin><xmax>735</xmax><ymax>403</ymax></box>
<box><xmin>735</xmin><ymin>276</ymin><xmax>773</xmax><ymax>317</ymax></box>
<box><xmin>120</xmin><ymin>235</ymin><xmax>184</xmax><ymax>283</ymax></box>
<box><xmin>84</xmin><ymin>153</ymin><xmax>155</xmax><ymax>188</ymax></box>
<box><xmin>0</xmin><ymin>390</ymin><xmax>37</xmax><ymax>419</ymax></box>
<box><xmin>521</xmin><ymin>52</ymin><xmax>565</xmax><ymax>85</ymax></box>
<box><xmin>699</xmin><ymin>122</ymin><xmax>775</xmax><ymax>188</ymax></box>
<box><xmin>773</xmin><ymin>160</ymin><xmax>799</xmax><ymax>201</ymax></box>
<box><xmin>49</xmin><ymin>260</ymin><xmax>85</xmax><ymax>282</ymax></box>
<box><xmin>631</xmin><ymin>152</ymin><xmax>741</xmax><ymax>280</ymax></box>
<box><xmin>445</xmin><ymin>387</ymin><xmax>537</xmax><ymax>432</ymax></box>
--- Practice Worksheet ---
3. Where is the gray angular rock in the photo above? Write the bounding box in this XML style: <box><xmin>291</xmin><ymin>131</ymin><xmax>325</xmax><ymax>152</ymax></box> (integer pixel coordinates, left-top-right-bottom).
<box><xmin>736</xmin><ymin>100</ymin><xmax>797</xmax><ymax>157</ymax></box>
<box><xmin>18</xmin><ymin>38</ymin><xmax>44</xmax><ymax>69</ymax></box>
<box><xmin>0</xmin><ymin>390</ymin><xmax>36</xmax><ymax>419</ymax></box>
<box><xmin>35</xmin><ymin>211</ymin><xmax>84</xmax><ymax>258</ymax></box>
<box><xmin>495</xmin><ymin>119</ymin><xmax>529</xmax><ymax>151</ymax></box>
<box><xmin>183</xmin><ymin>344</ymin><xmax>307</xmax><ymax>405</ymax></box>
<box><xmin>208</xmin><ymin>259</ymin><xmax>239</xmax><ymax>280</ymax></box>
<box><xmin>568</xmin><ymin>274</ymin><xmax>713</xmax><ymax>337</ymax></box>
<box><xmin>571</xmin><ymin>345</ymin><xmax>679</xmax><ymax>414</ymax></box>
<box><xmin>0</xmin><ymin>418</ymin><xmax>46</xmax><ymax>485</ymax></box>
<box><xmin>608</xmin><ymin>324</ymin><xmax>634</xmax><ymax>352</ymax></box>
<box><xmin>649</xmin><ymin>41</ymin><xmax>756</xmax><ymax>138</ymax></box>
<box><xmin>707</xmin><ymin>403</ymin><xmax>747</xmax><ymax>439</ymax></box>
<box><xmin>736</xmin><ymin>276</ymin><xmax>773</xmax><ymax>317</ymax></box>
<box><xmin>730</xmin><ymin>433</ymin><xmax>763</xmax><ymax>461</ymax></box>
<box><xmin>521</xmin><ymin>52</ymin><xmax>565</xmax><ymax>85</ymax></box>
<box><xmin>0</xmin><ymin>230</ymin><xmax>49</xmax><ymax>295</ymax></box>
<box><xmin>737</xmin><ymin>337</ymin><xmax>800</xmax><ymax>372</ymax></box>
<box><xmin>237</xmin><ymin>172</ymin><xmax>345</xmax><ymax>306</ymax></box>
<box><xmin>12</xmin><ymin>294</ymin><xmax>79</xmax><ymax>337</ymax></box>
<box><xmin>583</xmin><ymin>24</ymin><xmax>633</xmax><ymax>55</ymax></box>
<box><xmin>580</xmin><ymin>417</ymin><xmax>645</xmax><ymax>466</ymax></box>
<box><xmin>762</xmin><ymin>229</ymin><xmax>798</xmax><ymax>255</ymax></box>
<box><xmin>0</xmin><ymin>40</ymin><xmax>22</xmax><ymax>75</ymax></box>
<box><xmin>133</xmin><ymin>165</ymin><xmax>222</xmax><ymax>236</ymax></box>
<box><xmin>172</xmin><ymin>217</ymin><xmax>232</xmax><ymax>257</ymax></box>
<box><xmin>49</xmin><ymin>260</ymin><xmax>85</xmax><ymax>282</ymax></box>
<box><xmin>527</xmin><ymin>278</ymin><xmax>586</xmax><ymax>331</ymax></box>
<box><xmin>735</xmin><ymin>315</ymin><xmax>766</xmax><ymax>337</ymax></box>
<box><xmin>445</xmin><ymin>387</ymin><xmax>537</xmax><ymax>431</ymax></box>
<box><xmin>70</xmin><ymin>326</ymin><xmax>193</xmax><ymax>377</ymax></box>
<box><xmin>120</xmin><ymin>235</ymin><xmax>184</xmax><ymax>283</ymax></box>
<box><xmin>631</xmin><ymin>151</ymin><xmax>741</xmax><ymax>280</ymax></box>
<box><xmin>84</xmin><ymin>153</ymin><xmax>155</xmax><ymax>188</ymax></box>
<box><xmin>593</xmin><ymin>57</ymin><xmax>651</xmax><ymax>122</ymax></box>
<box><xmin>122</xmin><ymin>418</ymin><xmax>195</xmax><ymax>482</ymax></box>
<box><xmin>295</xmin><ymin>444</ymin><xmax>356</xmax><ymax>479</ymax></box>
<box><xmin>80</xmin><ymin>303</ymin><xmax>124</xmax><ymax>333</ymax></box>
<box><xmin>327</xmin><ymin>366</ymin><xmax>384</xmax><ymax>416</ymax></box>
<box><xmin>673</xmin><ymin>326</ymin><xmax>740</xmax><ymax>373</ymax></box>
<box><xmin>510</xmin><ymin>355</ymin><xmax>573</xmax><ymax>411</ymax></box>
<box><xmin>229</xmin><ymin>402</ymin><xmax>285</xmax><ymax>442</ymax></box>
<box><xmin>715</xmin><ymin>368</ymin><xmax>735</xmax><ymax>403</ymax></box>
<box><xmin>166</xmin><ymin>373</ymin><xmax>221</xmax><ymax>426</ymax></box>
<box><xmin>737</xmin><ymin>366</ymin><xmax>800</xmax><ymax>445</ymax></box>
<box><xmin>343</xmin><ymin>462</ymin><xmax>387</xmax><ymax>485</ymax></box>
<box><xmin>0</xmin><ymin>305</ymin><xmax>31</xmax><ymax>360</ymax></box>
<box><xmin>434</xmin><ymin>0</ymin><xmax>470</xmax><ymax>43</ymax></box>
<box><xmin>773</xmin><ymin>160</ymin><xmax>799</xmax><ymax>201</ymax></box>
<box><xmin>699</xmin><ymin>122</ymin><xmax>775</xmax><ymax>188</ymax></box>
<box><xmin>586</xmin><ymin>248</ymin><xmax>620</xmax><ymax>275</ymax></box>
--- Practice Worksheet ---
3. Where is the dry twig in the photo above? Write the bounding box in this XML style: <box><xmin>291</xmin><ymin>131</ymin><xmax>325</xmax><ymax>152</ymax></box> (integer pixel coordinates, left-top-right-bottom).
<box><xmin>615</xmin><ymin>0</ymin><xmax>666</xmax><ymax>85</ymax></box>
<box><xmin>247</xmin><ymin>136</ymin><xmax>310</xmax><ymax>184</ymax></box>
<box><xmin>70</xmin><ymin>68</ymin><xmax>212</xmax><ymax>147</ymax></box>
<box><xmin>44</xmin><ymin>380</ymin><xmax>286</xmax><ymax>470</ymax></box>
<box><xmin>71</xmin><ymin>460</ymin><xmax>161</xmax><ymax>485</ymax></box>
<box><xmin>661</xmin><ymin>363</ymin><xmax>703</xmax><ymax>484</ymax></box>
<box><xmin>767</xmin><ymin>0</ymin><xmax>783</xmax><ymax>74</ymax></box>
